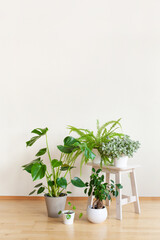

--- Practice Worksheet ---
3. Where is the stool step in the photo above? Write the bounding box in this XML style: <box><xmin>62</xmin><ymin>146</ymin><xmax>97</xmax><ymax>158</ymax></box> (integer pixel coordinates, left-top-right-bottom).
<box><xmin>122</xmin><ymin>195</ymin><xmax>136</xmax><ymax>205</ymax></box>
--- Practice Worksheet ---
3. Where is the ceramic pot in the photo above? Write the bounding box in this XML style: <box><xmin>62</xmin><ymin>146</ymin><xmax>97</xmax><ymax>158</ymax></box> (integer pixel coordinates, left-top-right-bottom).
<box><xmin>87</xmin><ymin>205</ymin><xmax>107</xmax><ymax>224</ymax></box>
<box><xmin>92</xmin><ymin>149</ymin><xmax>101</xmax><ymax>164</ymax></box>
<box><xmin>62</xmin><ymin>210</ymin><xmax>75</xmax><ymax>225</ymax></box>
<box><xmin>44</xmin><ymin>194</ymin><xmax>67</xmax><ymax>218</ymax></box>
<box><xmin>114</xmin><ymin>155</ymin><xmax>128</xmax><ymax>168</ymax></box>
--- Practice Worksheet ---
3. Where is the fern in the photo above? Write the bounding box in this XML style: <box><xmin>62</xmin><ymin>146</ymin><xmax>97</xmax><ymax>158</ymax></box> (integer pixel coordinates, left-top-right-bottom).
<box><xmin>66</xmin><ymin>119</ymin><xmax>123</xmax><ymax>170</ymax></box>
<box><xmin>96</xmin><ymin>120</ymin><xmax>121</xmax><ymax>139</ymax></box>
<box><xmin>108</xmin><ymin>118</ymin><xmax>122</xmax><ymax>133</ymax></box>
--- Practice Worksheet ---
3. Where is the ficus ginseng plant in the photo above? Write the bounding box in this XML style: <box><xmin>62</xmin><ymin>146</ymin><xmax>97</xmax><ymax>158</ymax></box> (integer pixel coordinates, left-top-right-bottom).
<box><xmin>84</xmin><ymin>168</ymin><xmax>123</xmax><ymax>209</ymax></box>
<box><xmin>22</xmin><ymin>128</ymin><xmax>87</xmax><ymax>197</ymax></box>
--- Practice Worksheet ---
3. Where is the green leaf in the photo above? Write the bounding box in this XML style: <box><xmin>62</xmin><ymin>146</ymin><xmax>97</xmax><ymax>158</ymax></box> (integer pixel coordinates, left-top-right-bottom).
<box><xmin>92</xmin><ymin>168</ymin><xmax>95</xmax><ymax>172</ymax></box>
<box><xmin>31</xmin><ymin>127</ymin><xmax>48</xmax><ymax>136</ymax></box>
<box><xmin>57</xmin><ymin>145</ymin><xmax>76</xmax><ymax>153</ymax></box>
<box><xmin>84</xmin><ymin>147</ymin><xmax>96</xmax><ymax>160</ymax></box>
<box><xmin>71</xmin><ymin>177</ymin><xmax>85</xmax><ymax>188</ymax></box>
<box><xmin>22</xmin><ymin>158</ymin><xmax>41</xmax><ymax>173</ymax></box>
<box><xmin>108</xmin><ymin>119</ymin><xmax>122</xmax><ymax>133</ymax></box>
<box><xmin>79</xmin><ymin>213</ymin><xmax>83</xmax><ymax>219</ymax></box>
<box><xmin>72</xmin><ymin>205</ymin><xmax>76</xmax><ymax>210</ymax></box>
<box><xmin>29</xmin><ymin>190</ymin><xmax>36</xmax><ymax>195</ymax></box>
<box><xmin>108</xmin><ymin>195</ymin><xmax>111</xmax><ymax>200</ymax></box>
<box><xmin>96</xmin><ymin>169</ymin><xmax>102</xmax><ymax>174</ymax></box>
<box><xmin>31</xmin><ymin>163</ymin><xmax>46</xmax><ymax>181</ymax></box>
<box><xmin>66</xmin><ymin>214</ymin><xmax>71</xmax><ymax>220</ymax></box>
<box><xmin>31</xmin><ymin>129</ymin><xmax>42</xmax><ymax>135</ymax></box>
<box><xmin>116</xmin><ymin>184</ymin><xmax>123</xmax><ymax>189</ymax></box>
<box><xmin>51</xmin><ymin>159</ymin><xmax>62</xmax><ymax>168</ymax></box>
<box><xmin>115</xmin><ymin>190</ymin><xmax>118</xmax><ymax>197</ymax></box>
<box><xmin>26</xmin><ymin>136</ymin><xmax>41</xmax><ymax>147</ymax></box>
<box><xmin>56</xmin><ymin>177</ymin><xmax>67</xmax><ymax>189</ymax></box>
<box><xmin>84</xmin><ymin>188</ymin><xmax>87</xmax><ymax>194</ymax></box>
<box><xmin>34</xmin><ymin>183</ymin><xmax>43</xmax><ymax>188</ymax></box>
<box><xmin>58</xmin><ymin>210</ymin><xmax>62</xmax><ymax>215</ymax></box>
<box><xmin>68</xmin><ymin>201</ymin><xmax>71</xmax><ymax>206</ymax></box>
<box><xmin>67</xmin><ymin>191</ymin><xmax>72</xmax><ymax>194</ymax></box>
<box><xmin>97</xmin><ymin>120</ymin><xmax>121</xmax><ymax>138</ymax></box>
<box><xmin>60</xmin><ymin>164</ymin><xmax>75</xmax><ymax>171</ymax></box>
<box><xmin>37</xmin><ymin>187</ymin><xmax>45</xmax><ymax>194</ymax></box>
<box><xmin>48</xmin><ymin>180</ymin><xmax>54</xmax><ymax>187</ymax></box>
<box><xmin>64</xmin><ymin>136</ymin><xmax>79</xmax><ymax>146</ymax></box>
<box><xmin>88</xmin><ymin>186</ymin><xmax>92</xmax><ymax>196</ymax></box>
<box><xmin>35</xmin><ymin>148</ymin><xmax>47</xmax><ymax>156</ymax></box>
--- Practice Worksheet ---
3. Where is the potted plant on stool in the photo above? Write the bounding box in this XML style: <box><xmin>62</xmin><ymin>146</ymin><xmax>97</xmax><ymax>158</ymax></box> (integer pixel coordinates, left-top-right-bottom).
<box><xmin>22</xmin><ymin>128</ymin><xmax>86</xmax><ymax>218</ymax></box>
<box><xmin>84</xmin><ymin>168</ymin><xmax>123</xmax><ymax>224</ymax></box>
<box><xmin>60</xmin><ymin>119</ymin><xmax>123</xmax><ymax>170</ymax></box>
<box><xmin>100</xmin><ymin>135</ymin><xmax>140</xmax><ymax>168</ymax></box>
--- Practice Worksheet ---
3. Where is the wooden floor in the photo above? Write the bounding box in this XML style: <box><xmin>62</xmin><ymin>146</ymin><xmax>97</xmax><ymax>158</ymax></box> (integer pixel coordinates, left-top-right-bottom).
<box><xmin>0</xmin><ymin>198</ymin><xmax>160</xmax><ymax>240</ymax></box>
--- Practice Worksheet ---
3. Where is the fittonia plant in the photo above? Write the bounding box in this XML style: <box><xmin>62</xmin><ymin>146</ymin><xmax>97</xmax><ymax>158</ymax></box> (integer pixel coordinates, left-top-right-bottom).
<box><xmin>99</xmin><ymin>135</ymin><xmax>140</xmax><ymax>162</ymax></box>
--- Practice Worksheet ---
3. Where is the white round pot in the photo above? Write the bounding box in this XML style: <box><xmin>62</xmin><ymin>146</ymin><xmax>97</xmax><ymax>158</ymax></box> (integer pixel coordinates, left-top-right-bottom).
<box><xmin>87</xmin><ymin>205</ymin><xmax>107</xmax><ymax>224</ymax></box>
<box><xmin>114</xmin><ymin>155</ymin><xmax>128</xmax><ymax>168</ymax></box>
<box><xmin>62</xmin><ymin>210</ymin><xmax>75</xmax><ymax>225</ymax></box>
<box><xmin>92</xmin><ymin>149</ymin><xmax>101</xmax><ymax>164</ymax></box>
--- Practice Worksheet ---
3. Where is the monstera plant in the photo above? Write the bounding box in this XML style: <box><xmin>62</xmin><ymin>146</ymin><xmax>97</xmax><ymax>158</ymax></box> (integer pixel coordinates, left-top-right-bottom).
<box><xmin>22</xmin><ymin>127</ymin><xmax>89</xmax><ymax>218</ymax></box>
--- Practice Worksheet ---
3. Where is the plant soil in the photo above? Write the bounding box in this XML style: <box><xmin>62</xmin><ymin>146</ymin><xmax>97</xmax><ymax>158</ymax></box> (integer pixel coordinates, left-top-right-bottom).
<box><xmin>64</xmin><ymin>211</ymin><xmax>74</xmax><ymax>215</ymax></box>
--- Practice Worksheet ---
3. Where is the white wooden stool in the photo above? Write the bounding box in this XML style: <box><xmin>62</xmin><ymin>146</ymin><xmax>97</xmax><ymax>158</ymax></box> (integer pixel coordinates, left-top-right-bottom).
<box><xmin>87</xmin><ymin>162</ymin><xmax>141</xmax><ymax>220</ymax></box>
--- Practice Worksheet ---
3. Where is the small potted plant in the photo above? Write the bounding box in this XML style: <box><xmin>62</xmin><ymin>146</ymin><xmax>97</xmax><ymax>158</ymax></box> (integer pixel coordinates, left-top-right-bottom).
<box><xmin>84</xmin><ymin>168</ymin><xmax>123</xmax><ymax>224</ymax></box>
<box><xmin>58</xmin><ymin>119</ymin><xmax>123</xmax><ymax>170</ymax></box>
<box><xmin>100</xmin><ymin>135</ymin><xmax>140</xmax><ymax>168</ymax></box>
<box><xmin>58</xmin><ymin>201</ymin><xmax>83</xmax><ymax>225</ymax></box>
<box><xmin>22</xmin><ymin>128</ymin><xmax>86</xmax><ymax>218</ymax></box>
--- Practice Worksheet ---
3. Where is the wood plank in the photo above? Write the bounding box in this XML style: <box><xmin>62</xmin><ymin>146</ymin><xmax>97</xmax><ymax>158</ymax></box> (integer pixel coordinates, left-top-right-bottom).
<box><xmin>0</xmin><ymin>198</ymin><xmax>160</xmax><ymax>240</ymax></box>
<box><xmin>0</xmin><ymin>196</ymin><xmax>160</xmax><ymax>200</ymax></box>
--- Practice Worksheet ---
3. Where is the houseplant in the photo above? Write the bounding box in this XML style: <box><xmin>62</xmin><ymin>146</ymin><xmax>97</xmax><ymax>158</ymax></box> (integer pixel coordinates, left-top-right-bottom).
<box><xmin>99</xmin><ymin>135</ymin><xmax>140</xmax><ymax>167</ymax></box>
<box><xmin>57</xmin><ymin>135</ymin><xmax>96</xmax><ymax>171</ymax></box>
<box><xmin>84</xmin><ymin>168</ymin><xmax>123</xmax><ymax>223</ymax></box>
<box><xmin>22</xmin><ymin>127</ymin><xmax>86</xmax><ymax>218</ymax></box>
<box><xmin>58</xmin><ymin>119</ymin><xmax>124</xmax><ymax>169</ymax></box>
<box><xmin>58</xmin><ymin>201</ymin><xmax>83</xmax><ymax>225</ymax></box>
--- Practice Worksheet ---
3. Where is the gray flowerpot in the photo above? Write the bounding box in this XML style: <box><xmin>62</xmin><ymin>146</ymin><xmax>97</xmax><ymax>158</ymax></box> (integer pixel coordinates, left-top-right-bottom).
<box><xmin>44</xmin><ymin>194</ymin><xmax>67</xmax><ymax>218</ymax></box>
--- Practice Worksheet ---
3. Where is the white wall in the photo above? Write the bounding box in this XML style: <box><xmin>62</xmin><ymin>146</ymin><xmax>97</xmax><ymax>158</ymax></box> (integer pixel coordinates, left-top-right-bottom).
<box><xmin>0</xmin><ymin>0</ymin><xmax>160</xmax><ymax>197</ymax></box>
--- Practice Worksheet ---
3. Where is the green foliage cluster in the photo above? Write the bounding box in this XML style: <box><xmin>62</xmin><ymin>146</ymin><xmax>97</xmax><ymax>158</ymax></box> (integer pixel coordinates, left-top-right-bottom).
<box><xmin>84</xmin><ymin>168</ymin><xmax>123</xmax><ymax>209</ymax></box>
<box><xmin>22</xmin><ymin>128</ymin><xmax>86</xmax><ymax>197</ymax></box>
<box><xmin>66</xmin><ymin>119</ymin><xmax>123</xmax><ymax>168</ymax></box>
<box><xmin>99</xmin><ymin>135</ymin><xmax>140</xmax><ymax>160</ymax></box>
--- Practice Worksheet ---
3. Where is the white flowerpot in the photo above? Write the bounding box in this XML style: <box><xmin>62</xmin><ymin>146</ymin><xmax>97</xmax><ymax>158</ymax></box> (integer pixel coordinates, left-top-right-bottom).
<box><xmin>114</xmin><ymin>155</ymin><xmax>128</xmax><ymax>168</ymax></box>
<box><xmin>87</xmin><ymin>205</ymin><xmax>107</xmax><ymax>224</ymax></box>
<box><xmin>92</xmin><ymin>149</ymin><xmax>101</xmax><ymax>164</ymax></box>
<box><xmin>62</xmin><ymin>210</ymin><xmax>75</xmax><ymax>225</ymax></box>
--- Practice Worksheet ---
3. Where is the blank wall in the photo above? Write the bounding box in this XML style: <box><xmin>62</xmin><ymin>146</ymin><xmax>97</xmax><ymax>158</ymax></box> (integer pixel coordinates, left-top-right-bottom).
<box><xmin>0</xmin><ymin>0</ymin><xmax>160</xmax><ymax>196</ymax></box>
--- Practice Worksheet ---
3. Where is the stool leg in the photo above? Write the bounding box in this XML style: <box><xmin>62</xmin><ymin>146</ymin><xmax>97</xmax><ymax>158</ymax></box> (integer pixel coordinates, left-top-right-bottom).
<box><xmin>106</xmin><ymin>173</ymin><xmax>111</xmax><ymax>206</ymax></box>
<box><xmin>87</xmin><ymin>166</ymin><xmax>94</xmax><ymax>209</ymax></box>
<box><xmin>115</xmin><ymin>172</ymin><xmax>122</xmax><ymax>220</ymax></box>
<box><xmin>130</xmin><ymin>169</ymin><xmax>141</xmax><ymax>214</ymax></box>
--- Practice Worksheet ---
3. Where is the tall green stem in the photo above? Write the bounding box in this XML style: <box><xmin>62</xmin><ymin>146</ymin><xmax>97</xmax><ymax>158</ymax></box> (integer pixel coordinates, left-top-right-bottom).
<box><xmin>46</xmin><ymin>133</ymin><xmax>57</xmax><ymax>196</ymax></box>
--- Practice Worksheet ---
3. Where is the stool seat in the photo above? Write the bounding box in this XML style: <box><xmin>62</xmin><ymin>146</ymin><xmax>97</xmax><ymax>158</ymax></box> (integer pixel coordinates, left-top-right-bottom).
<box><xmin>87</xmin><ymin>162</ymin><xmax>140</xmax><ymax>171</ymax></box>
<box><xmin>87</xmin><ymin>162</ymin><xmax>141</xmax><ymax>220</ymax></box>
